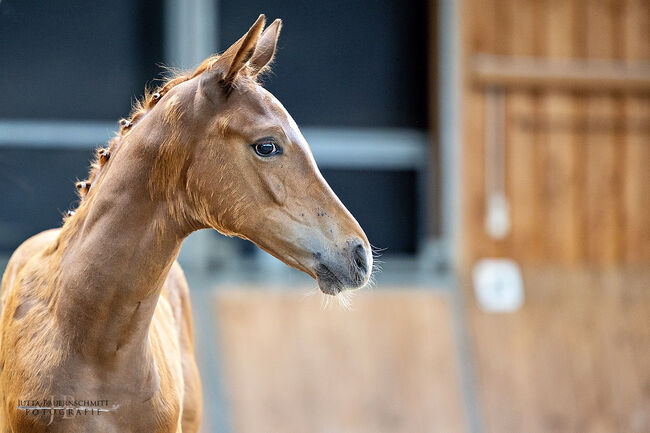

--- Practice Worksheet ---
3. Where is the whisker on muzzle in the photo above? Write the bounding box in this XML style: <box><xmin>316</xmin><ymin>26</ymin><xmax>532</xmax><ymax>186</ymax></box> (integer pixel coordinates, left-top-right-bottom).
<box><xmin>370</xmin><ymin>244</ymin><xmax>386</xmax><ymax>258</ymax></box>
<box><xmin>335</xmin><ymin>289</ymin><xmax>354</xmax><ymax>310</ymax></box>
<box><xmin>320</xmin><ymin>291</ymin><xmax>333</xmax><ymax>310</ymax></box>
<box><xmin>301</xmin><ymin>286</ymin><xmax>321</xmax><ymax>301</ymax></box>
<box><xmin>315</xmin><ymin>288</ymin><xmax>355</xmax><ymax>311</ymax></box>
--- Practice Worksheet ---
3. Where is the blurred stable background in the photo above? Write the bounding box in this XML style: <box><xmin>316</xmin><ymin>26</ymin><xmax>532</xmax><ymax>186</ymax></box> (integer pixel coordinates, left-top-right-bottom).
<box><xmin>0</xmin><ymin>0</ymin><xmax>649</xmax><ymax>432</ymax></box>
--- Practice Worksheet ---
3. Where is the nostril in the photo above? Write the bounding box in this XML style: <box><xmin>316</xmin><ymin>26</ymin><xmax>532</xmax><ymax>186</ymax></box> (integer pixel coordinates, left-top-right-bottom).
<box><xmin>352</xmin><ymin>243</ymin><xmax>368</xmax><ymax>274</ymax></box>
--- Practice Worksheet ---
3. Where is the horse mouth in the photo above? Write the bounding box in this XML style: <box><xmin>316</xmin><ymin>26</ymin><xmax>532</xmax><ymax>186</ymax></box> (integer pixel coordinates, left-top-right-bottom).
<box><xmin>315</xmin><ymin>263</ymin><xmax>344</xmax><ymax>295</ymax></box>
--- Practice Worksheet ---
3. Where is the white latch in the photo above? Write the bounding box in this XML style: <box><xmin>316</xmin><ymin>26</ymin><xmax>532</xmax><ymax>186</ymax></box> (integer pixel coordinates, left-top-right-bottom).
<box><xmin>472</xmin><ymin>258</ymin><xmax>524</xmax><ymax>312</ymax></box>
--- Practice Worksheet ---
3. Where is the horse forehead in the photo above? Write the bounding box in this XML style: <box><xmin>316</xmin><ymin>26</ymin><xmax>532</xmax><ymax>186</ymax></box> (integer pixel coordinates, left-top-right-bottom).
<box><xmin>255</xmin><ymin>85</ymin><xmax>302</xmax><ymax>140</ymax></box>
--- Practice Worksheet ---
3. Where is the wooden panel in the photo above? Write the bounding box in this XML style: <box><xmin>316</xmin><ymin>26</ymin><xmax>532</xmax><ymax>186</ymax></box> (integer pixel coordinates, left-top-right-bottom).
<box><xmin>214</xmin><ymin>290</ymin><xmax>467</xmax><ymax>433</ymax></box>
<box><xmin>468</xmin><ymin>267</ymin><xmax>650</xmax><ymax>433</ymax></box>
<box><xmin>506</xmin><ymin>0</ymin><xmax>543</xmax><ymax>261</ymax></box>
<box><xmin>471</xmin><ymin>56</ymin><xmax>650</xmax><ymax>92</ymax></box>
<box><xmin>460</xmin><ymin>0</ymin><xmax>650</xmax><ymax>266</ymax></box>
<box><xmin>462</xmin><ymin>0</ymin><xmax>504</xmax><ymax>260</ymax></box>
<box><xmin>623</xmin><ymin>0</ymin><xmax>650</xmax><ymax>263</ymax></box>
<box><xmin>584</xmin><ymin>0</ymin><xmax>625</xmax><ymax>263</ymax></box>
<box><xmin>540</xmin><ymin>0</ymin><xmax>579</xmax><ymax>263</ymax></box>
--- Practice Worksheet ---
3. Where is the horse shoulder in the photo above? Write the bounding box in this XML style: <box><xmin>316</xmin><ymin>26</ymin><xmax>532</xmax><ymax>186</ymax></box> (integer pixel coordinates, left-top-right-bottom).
<box><xmin>0</xmin><ymin>228</ymin><xmax>65</xmax><ymax>428</ymax></box>
<box><xmin>1</xmin><ymin>228</ymin><xmax>61</xmax><ymax>311</ymax></box>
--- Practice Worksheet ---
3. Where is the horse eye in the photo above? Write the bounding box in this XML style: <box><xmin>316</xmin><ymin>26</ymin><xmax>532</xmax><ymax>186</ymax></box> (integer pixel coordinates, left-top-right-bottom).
<box><xmin>253</xmin><ymin>141</ymin><xmax>280</xmax><ymax>157</ymax></box>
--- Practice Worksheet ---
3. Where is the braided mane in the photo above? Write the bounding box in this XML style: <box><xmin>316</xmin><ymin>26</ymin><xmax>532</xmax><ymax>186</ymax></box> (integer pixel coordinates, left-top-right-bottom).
<box><xmin>73</xmin><ymin>55</ymin><xmax>224</xmax><ymax>204</ymax></box>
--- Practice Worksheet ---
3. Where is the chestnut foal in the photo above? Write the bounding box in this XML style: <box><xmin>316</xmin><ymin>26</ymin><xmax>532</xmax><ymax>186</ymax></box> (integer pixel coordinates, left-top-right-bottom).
<box><xmin>0</xmin><ymin>15</ymin><xmax>371</xmax><ymax>432</ymax></box>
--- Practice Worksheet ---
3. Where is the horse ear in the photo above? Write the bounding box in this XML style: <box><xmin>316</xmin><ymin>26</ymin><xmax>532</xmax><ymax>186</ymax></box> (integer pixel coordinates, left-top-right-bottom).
<box><xmin>221</xmin><ymin>14</ymin><xmax>266</xmax><ymax>86</ymax></box>
<box><xmin>249</xmin><ymin>18</ymin><xmax>282</xmax><ymax>76</ymax></box>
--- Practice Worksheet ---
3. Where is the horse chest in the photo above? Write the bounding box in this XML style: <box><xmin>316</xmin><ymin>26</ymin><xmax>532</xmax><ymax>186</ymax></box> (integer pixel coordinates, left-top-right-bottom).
<box><xmin>5</xmin><ymin>360</ymin><xmax>182</xmax><ymax>433</ymax></box>
<box><xmin>1</xmin><ymin>334</ymin><xmax>183</xmax><ymax>433</ymax></box>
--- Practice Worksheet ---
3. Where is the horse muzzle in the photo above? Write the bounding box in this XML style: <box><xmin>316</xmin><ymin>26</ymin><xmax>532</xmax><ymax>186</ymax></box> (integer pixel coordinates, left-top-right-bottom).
<box><xmin>314</xmin><ymin>239</ymin><xmax>371</xmax><ymax>295</ymax></box>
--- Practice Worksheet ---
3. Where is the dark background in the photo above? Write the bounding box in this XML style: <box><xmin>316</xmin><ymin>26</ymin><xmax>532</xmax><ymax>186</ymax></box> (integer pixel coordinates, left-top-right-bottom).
<box><xmin>0</xmin><ymin>0</ymin><xmax>427</xmax><ymax>254</ymax></box>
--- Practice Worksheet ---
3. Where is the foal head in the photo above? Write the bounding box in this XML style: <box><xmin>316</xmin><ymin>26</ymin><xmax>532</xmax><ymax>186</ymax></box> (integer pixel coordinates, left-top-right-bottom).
<box><xmin>144</xmin><ymin>16</ymin><xmax>372</xmax><ymax>294</ymax></box>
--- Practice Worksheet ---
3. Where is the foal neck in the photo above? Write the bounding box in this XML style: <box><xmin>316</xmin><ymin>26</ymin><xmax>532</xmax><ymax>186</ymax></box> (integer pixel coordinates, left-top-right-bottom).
<box><xmin>54</xmin><ymin>120</ymin><xmax>191</xmax><ymax>362</ymax></box>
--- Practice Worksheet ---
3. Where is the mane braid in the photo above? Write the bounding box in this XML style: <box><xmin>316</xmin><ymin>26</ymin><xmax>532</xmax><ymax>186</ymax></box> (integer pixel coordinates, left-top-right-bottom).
<box><xmin>65</xmin><ymin>57</ymin><xmax>215</xmax><ymax>215</ymax></box>
<box><xmin>64</xmin><ymin>53</ymin><xmax>269</xmax><ymax>222</ymax></box>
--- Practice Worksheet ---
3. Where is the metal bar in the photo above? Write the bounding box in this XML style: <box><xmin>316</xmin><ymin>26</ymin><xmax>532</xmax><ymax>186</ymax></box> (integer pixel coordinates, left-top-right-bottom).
<box><xmin>164</xmin><ymin>0</ymin><xmax>218</xmax><ymax>69</ymax></box>
<box><xmin>304</xmin><ymin>128</ymin><xmax>428</xmax><ymax>170</ymax></box>
<box><xmin>472</xmin><ymin>55</ymin><xmax>650</xmax><ymax>92</ymax></box>
<box><xmin>0</xmin><ymin>120</ymin><xmax>428</xmax><ymax>170</ymax></box>
<box><xmin>162</xmin><ymin>2</ymin><xmax>229</xmax><ymax>431</ymax></box>
<box><xmin>484</xmin><ymin>88</ymin><xmax>510</xmax><ymax>240</ymax></box>
<box><xmin>0</xmin><ymin>120</ymin><xmax>115</xmax><ymax>148</ymax></box>
<box><xmin>441</xmin><ymin>1</ymin><xmax>484</xmax><ymax>432</ymax></box>
<box><xmin>438</xmin><ymin>0</ymin><xmax>463</xmax><ymax>270</ymax></box>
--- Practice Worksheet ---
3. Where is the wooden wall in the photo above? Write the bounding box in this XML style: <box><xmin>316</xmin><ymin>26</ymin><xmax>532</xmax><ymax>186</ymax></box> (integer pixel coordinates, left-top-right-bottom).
<box><xmin>214</xmin><ymin>290</ymin><xmax>467</xmax><ymax>433</ymax></box>
<box><xmin>460</xmin><ymin>0</ymin><xmax>650</xmax><ymax>267</ymax></box>
<box><xmin>211</xmin><ymin>276</ymin><xmax>650</xmax><ymax>433</ymax></box>
<box><xmin>467</xmin><ymin>267</ymin><xmax>650</xmax><ymax>433</ymax></box>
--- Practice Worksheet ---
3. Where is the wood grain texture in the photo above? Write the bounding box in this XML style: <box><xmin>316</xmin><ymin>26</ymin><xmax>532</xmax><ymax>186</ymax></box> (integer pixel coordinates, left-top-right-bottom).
<box><xmin>471</xmin><ymin>56</ymin><xmax>650</xmax><ymax>92</ymax></box>
<box><xmin>214</xmin><ymin>289</ymin><xmax>467</xmax><ymax>433</ymax></box>
<box><xmin>467</xmin><ymin>267</ymin><xmax>650</xmax><ymax>433</ymax></box>
<box><xmin>460</xmin><ymin>0</ymin><xmax>650</xmax><ymax>267</ymax></box>
<box><xmin>506</xmin><ymin>0</ymin><xmax>543</xmax><ymax>262</ymax></box>
<box><xmin>623</xmin><ymin>0</ymin><xmax>650</xmax><ymax>264</ymax></box>
<box><xmin>584</xmin><ymin>0</ymin><xmax>625</xmax><ymax>264</ymax></box>
<box><xmin>541</xmin><ymin>0</ymin><xmax>579</xmax><ymax>263</ymax></box>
